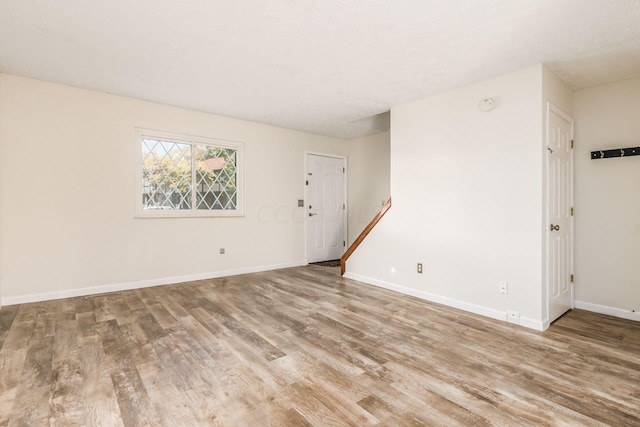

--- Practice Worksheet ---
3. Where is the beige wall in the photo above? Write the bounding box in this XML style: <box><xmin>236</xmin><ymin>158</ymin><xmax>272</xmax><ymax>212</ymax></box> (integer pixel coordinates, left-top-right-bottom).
<box><xmin>346</xmin><ymin>131</ymin><xmax>390</xmax><ymax>245</ymax></box>
<box><xmin>0</xmin><ymin>74</ymin><xmax>352</xmax><ymax>302</ymax></box>
<box><xmin>542</xmin><ymin>65</ymin><xmax>574</xmax><ymax>117</ymax></box>
<box><xmin>347</xmin><ymin>66</ymin><xmax>547</xmax><ymax>328</ymax></box>
<box><xmin>573</xmin><ymin>78</ymin><xmax>640</xmax><ymax>318</ymax></box>
<box><xmin>346</xmin><ymin>65</ymin><xmax>574</xmax><ymax>329</ymax></box>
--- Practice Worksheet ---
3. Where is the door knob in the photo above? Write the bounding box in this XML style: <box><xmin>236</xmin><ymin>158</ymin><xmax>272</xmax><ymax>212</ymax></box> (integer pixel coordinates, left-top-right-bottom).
<box><xmin>308</xmin><ymin>213</ymin><xmax>317</xmax><ymax>217</ymax></box>
<box><xmin>550</xmin><ymin>224</ymin><xmax>560</xmax><ymax>231</ymax></box>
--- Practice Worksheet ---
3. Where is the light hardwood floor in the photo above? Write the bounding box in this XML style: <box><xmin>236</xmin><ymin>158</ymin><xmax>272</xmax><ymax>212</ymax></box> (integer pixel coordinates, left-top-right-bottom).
<box><xmin>0</xmin><ymin>265</ymin><xmax>639</xmax><ymax>426</ymax></box>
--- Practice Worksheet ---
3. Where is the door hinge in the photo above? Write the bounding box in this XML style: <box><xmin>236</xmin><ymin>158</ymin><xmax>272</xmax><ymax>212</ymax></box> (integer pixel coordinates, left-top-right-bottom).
<box><xmin>570</xmin><ymin>207</ymin><xmax>574</xmax><ymax>216</ymax></box>
<box><xmin>343</xmin><ymin>203</ymin><xmax>345</xmax><ymax>210</ymax></box>
<box><xmin>570</xmin><ymin>274</ymin><xmax>574</xmax><ymax>283</ymax></box>
<box><xmin>571</xmin><ymin>139</ymin><xmax>574</xmax><ymax>149</ymax></box>
<box><xmin>343</xmin><ymin>167</ymin><xmax>345</xmax><ymax>173</ymax></box>
<box><xmin>305</xmin><ymin>180</ymin><xmax>308</xmax><ymax>186</ymax></box>
<box><xmin>343</xmin><ymin>241</ymin><xmax>346</xmax><ymax>247</ymax></box>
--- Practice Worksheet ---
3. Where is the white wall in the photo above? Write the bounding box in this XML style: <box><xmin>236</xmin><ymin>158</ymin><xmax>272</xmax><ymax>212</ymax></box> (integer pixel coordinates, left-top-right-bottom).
<box><xmin>0</xmin><ymin>74</ymin><xmax>351</xmax><ymax>303</ymax></box>
<box><xmin>347</xmin><ymin>65</ymin><xmax>571</xmax><ymax>329</ymax></box>
<box><xmin>542</xmin><ymin>65</ymin><xmax>574</xmax><ymax>117</ymax></box>
<box><xmin>346</xmin><ymin>131</ymin><xmax>390</xmax><ymax>245</ymax></box>
<box><xmin>573</xmin><ymin>78</ymin><xmax>640</xmax><ymax>319</ymax></box>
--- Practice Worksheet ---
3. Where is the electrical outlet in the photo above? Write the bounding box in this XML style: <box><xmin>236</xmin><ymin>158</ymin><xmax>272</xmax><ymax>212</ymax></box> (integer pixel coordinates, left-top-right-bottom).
<box><xmin>417</xmin><ymin>263</ymin><xmax>423</xmax><ymax>274</ymax></box>
<box><xmin>506</xmin><ymin>310</ymin><xmax>520</xmax><ymax>323</ymax></box>
<box><xmin>219</xmin><ymin>248</ymin><xmax>225</xmax><ymax>254</ymax></box>
<box><xmin>498</xmin><ymin>281</ymin><xmax>508</xmax><ymax>294</ymax></box>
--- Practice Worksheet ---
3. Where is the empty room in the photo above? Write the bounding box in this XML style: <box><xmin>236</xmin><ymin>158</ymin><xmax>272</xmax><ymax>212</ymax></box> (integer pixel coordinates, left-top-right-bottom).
<box><xmin>0</xmin><ymin>1</ymin><xmax>639</xmax><ymax>425</ymax></box>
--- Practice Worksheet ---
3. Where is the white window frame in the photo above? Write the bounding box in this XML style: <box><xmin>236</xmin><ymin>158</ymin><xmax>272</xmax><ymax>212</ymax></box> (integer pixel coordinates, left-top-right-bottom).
<box><xmin>136</xmin><ymin>128</ymin><xmax>244</xmax><ymax>218</ymax></box>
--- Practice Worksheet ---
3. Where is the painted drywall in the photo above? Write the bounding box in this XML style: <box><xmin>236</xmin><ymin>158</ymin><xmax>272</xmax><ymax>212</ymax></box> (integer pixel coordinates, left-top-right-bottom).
<box><xmin>347</xmin><ymin>65</ymin><xmax>561</xmax><ymax>328</ymax></box>
<box><xmin>542</xmin><ymin>65</ymin><xmax>574</xmax><ymax>117</ymax></box>
<box><xmin>0</xmin><ymin>74</ymin><xmax>352</xmax><ymax>302</ymax></box>
<box><xmin>346</xmin><ymin>131</ymin><xmax>390</xmax><ymax>245</ymax></box>
<box><xmin>573</xmin><ymin>78</ymin><xmax>640</xmax><ymax>317</ymax></box>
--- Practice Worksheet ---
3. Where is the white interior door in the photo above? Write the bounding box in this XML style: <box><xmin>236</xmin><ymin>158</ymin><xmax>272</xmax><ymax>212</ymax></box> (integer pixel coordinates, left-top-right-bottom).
<box><xmin>547</xmin><ymin>103</ymin><xmax>574</xmax><ymax>323</ymax></box>
<box><xmin>306</xmin><ymin>153</ymin><xmax>346</xmax><ymax>263</ymax></box>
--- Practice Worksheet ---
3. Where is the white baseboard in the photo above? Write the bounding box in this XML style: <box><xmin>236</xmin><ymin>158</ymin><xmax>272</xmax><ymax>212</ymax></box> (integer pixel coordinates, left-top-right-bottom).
<box><xmin>343</xmin><ymin>273</ymin><xmax>546</xmax><ymax>331</ymax></box>
<box><xmin>521</xmin><ymin>316</ymin><xmax>548</xmax><ymax>331</ymax></box>
<box><xmin>575</xmin><ymin>300</ymin><xmax>640</xmax><ymax>322</ymax></box>
<box><xmin>540</xmin><ymin>318</ymin><xmax>551</xmax><ymax>331</ymax></box>
<box><xmin>1</xmin><ymin>261</ymin><xmax>306</xmax><ymax>306</ymax></box>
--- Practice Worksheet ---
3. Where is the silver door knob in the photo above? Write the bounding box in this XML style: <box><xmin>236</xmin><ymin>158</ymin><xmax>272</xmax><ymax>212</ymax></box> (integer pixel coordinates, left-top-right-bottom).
<box><xmin>550</xmin><ymin>224</ymin><xmax>560</xmax><ymax>231</ymax></box>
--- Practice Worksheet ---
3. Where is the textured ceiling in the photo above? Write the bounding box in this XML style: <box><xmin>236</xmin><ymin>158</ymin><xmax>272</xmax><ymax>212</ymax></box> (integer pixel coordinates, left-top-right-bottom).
<box><xmin>1</xmin><ymin>0</ymin><xmax>639</xmax><ymax>139</ymax></box>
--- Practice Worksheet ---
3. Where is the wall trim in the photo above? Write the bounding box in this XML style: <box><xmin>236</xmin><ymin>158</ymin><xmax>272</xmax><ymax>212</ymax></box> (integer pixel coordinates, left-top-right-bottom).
<box><xmin>540</xmin><ymin>318</ymin><xmax>551</xmax><ymax>331</ymax></box>
<box><xmin>521</xmin><ymin>316</ymin><xmax>548</xmax><ymax>331</ymax></box>
<box><xmin>343</xmin><ymin>272</ymin><xmax>546</xmax><ymax>331</ymax></box>
<box><xmin>1</xmin><ymin>261</ymin><xmax>306</xmax><ymax>306</ymax></box>
<box><xmin>575</xmin><ymin>300</ymin><xmax>640</xmax><ymax>322</ymax></box>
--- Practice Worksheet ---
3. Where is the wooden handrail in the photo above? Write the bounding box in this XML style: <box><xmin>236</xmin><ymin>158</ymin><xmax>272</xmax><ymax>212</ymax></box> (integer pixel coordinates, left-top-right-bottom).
<box><xmin>341</xmin><ymin>197</ymin><xmax>392</xmax><ymax>275</ymax></box>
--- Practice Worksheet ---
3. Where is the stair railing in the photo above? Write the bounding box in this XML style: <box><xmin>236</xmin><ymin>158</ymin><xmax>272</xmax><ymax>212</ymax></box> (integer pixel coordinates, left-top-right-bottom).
<box><xmin>341</xmin><ymin>197</ymin><xmax>392</xmax><ymax>275</ymax></box>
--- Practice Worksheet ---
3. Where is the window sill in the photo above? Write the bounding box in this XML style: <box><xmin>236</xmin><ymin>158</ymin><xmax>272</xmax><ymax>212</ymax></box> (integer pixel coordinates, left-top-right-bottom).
<box><xmin>135</xmin><ymin>210</ymin><xmax>244</xmax><ymax>219</ymax></box>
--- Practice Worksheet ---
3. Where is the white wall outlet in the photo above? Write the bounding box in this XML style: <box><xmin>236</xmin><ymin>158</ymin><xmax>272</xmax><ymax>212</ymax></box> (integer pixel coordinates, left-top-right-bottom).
<box><xmin>219</xmin><ymin>248</ymin><xmax>225</xmax><ymax>254</ymax></box>
<box><xmin>417</xmin><ymin>263</ymin><xmax>423</xmax><ymax>274</ymax></box>
<box><xmin>498</xmin><ymin>281</ymin><xmax>508</xmax><ymax>294</ymax></box>
<box><xmin>506</xmin><ymin>310</ymin><xmax>520</xmax><ymax>324</ymax></box>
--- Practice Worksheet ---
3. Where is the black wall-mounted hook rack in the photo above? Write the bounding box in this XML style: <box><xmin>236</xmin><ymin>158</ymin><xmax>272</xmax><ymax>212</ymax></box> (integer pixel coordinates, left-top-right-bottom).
<box><xmin>591</xmin><ymin>146</ymin><xmax>640</xmax><ymax>160</ymax></box>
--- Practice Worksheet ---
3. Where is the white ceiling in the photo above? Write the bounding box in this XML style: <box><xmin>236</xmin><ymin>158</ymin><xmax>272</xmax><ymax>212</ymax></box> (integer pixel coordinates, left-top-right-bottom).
<box><xmin>1</xmin><ymin>0</ymin><xmax>639</xmax><ymax>139</ymax></box>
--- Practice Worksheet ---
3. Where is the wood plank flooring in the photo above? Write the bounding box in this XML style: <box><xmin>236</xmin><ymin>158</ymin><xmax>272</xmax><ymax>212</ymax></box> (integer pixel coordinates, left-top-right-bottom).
<box><xmin>1</xmin><ymin>265</ymin><xmax>639</xmax><ymax>426</ymax></box>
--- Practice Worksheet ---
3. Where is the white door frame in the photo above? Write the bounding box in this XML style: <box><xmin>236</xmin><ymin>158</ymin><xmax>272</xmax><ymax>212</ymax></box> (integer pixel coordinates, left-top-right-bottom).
<box><xmin>545</xmin><ymin>102</ymin><xmax>575</xmax><ymax>325</ymax></box>
<box><xmin>304</xmin><ymin>151</ymin><xmax>348</xmax><ymax>263</ymax></box>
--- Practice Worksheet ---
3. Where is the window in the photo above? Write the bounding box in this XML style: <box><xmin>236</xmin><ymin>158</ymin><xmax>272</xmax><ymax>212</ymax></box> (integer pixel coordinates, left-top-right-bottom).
<box><xmin>137</xmin><ymin>129</ymin><xmax>243</xmax><ymax>217</ymax></box>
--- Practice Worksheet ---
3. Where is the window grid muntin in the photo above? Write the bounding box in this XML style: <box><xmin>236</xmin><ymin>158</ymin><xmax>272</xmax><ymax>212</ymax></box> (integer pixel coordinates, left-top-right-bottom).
<box><xmin>194</xmin><ymin>146</ymin><xmax>238</xmax><ymax>211</ymax></box>
<box><xmin>139</xmin><ymin>130</ymin><xmax>242</xmax><ymax>217</ymax></box>
<box><xmin>142</xmin><ymin>139</ymin><xmax>193</xmax><ymax>210</ymax></box>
